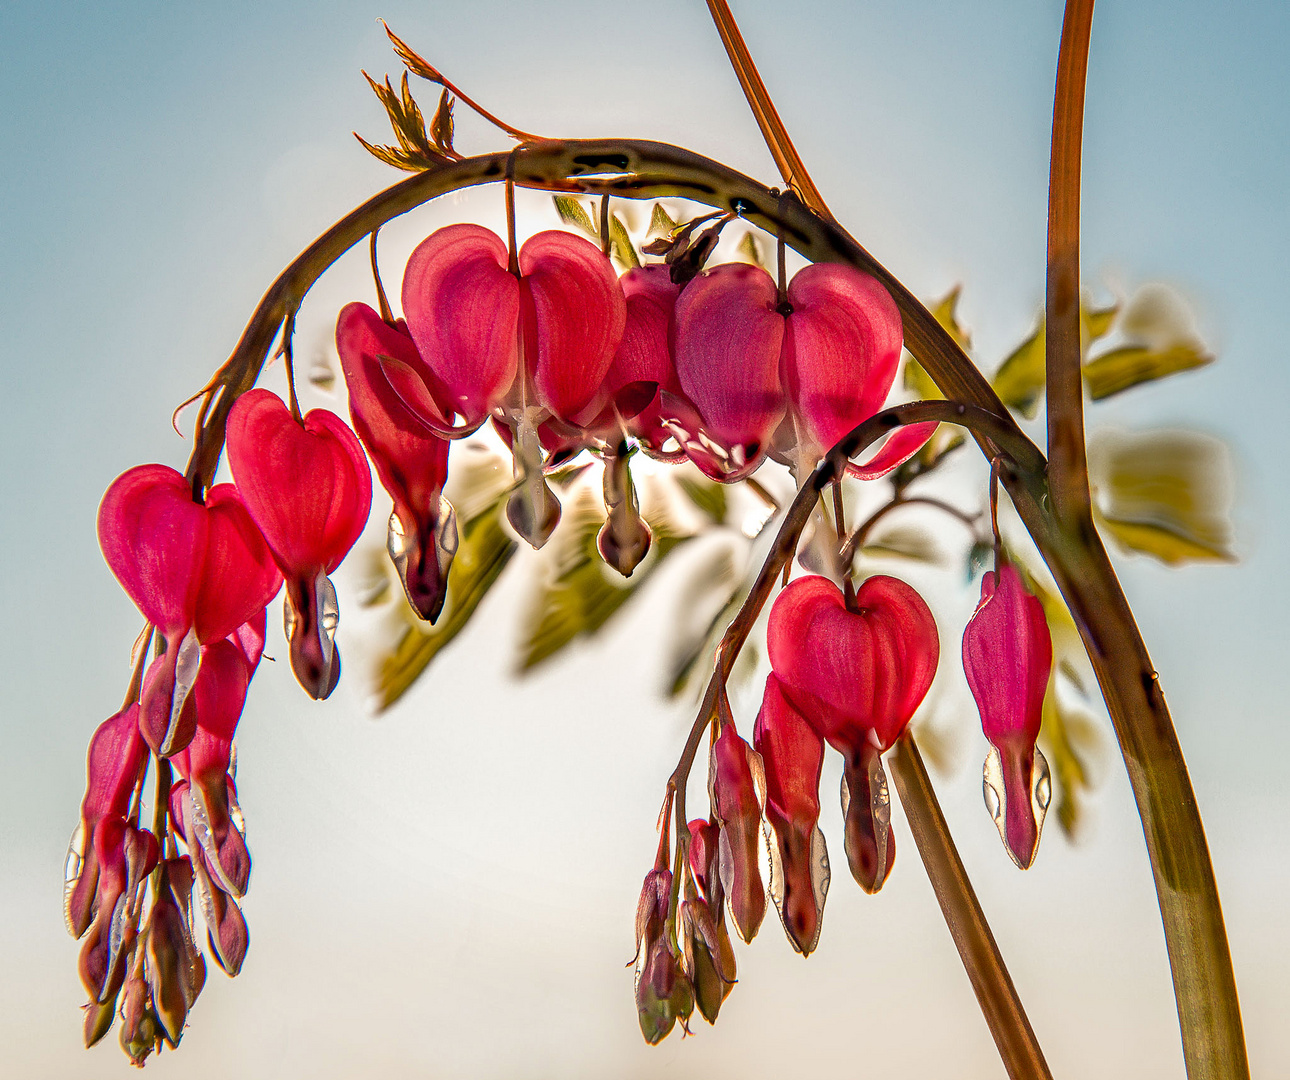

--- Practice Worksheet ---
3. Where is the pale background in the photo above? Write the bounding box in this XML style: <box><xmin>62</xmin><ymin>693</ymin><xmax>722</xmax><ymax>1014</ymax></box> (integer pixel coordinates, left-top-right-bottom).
<box><xmin>1</xmin><ymin>1</ymin><xmax>1286</xmax><ymax>1077</ymax></box>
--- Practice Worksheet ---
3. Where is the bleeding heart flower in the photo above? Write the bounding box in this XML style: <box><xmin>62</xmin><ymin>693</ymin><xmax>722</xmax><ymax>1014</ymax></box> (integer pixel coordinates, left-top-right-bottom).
<box><xmin>633</xmin><ymin>866</ymin><xmax>694</xmax><ymax>1044</ymax></box>
<box><xmin>77</xmin><ymin>818</ymin><xmax>158</xmax><ymax>1003</ymax></box>
<box><xmin>605</xmin><ymin>265</ymin><xmax>685</xmax><ymax>458</ymax></box>
<box><xmin>768</xmin><ymin>574</ymin><xmax>938</xmax><ymax>891</ymax></box>
<box><xmin>754</xmin><ymin>674</ymin><xmax>829</xmax><ymax>955</ymax></box>
<box><xmin>170</xmin><ymin>612</ymin><xmax>264</xmax><ymax>899</ymax></box>
<box><xmin>98</xmin><ymin>467</ymin><xmax>281</xmax><ymax>755</ymax></box>
<box><xmin>225</xmin><ymin>388</ymin><xmax>372</xmax><ymax>700</ymax></box>
<box><xmin>337</xmin><ymin>301</ymin><xmax>456</xmax><ymax>622</ymax></box>
<box><xmin>962</xmin><ymin>563</ymin><xmax>1054</xmax><ymax>869</ymax></box>
<box><xmin>398</xmin><ymin>225</ymin><xmax>625</xmax><ymax>547</ymax></box>
<box><xmin>143</xmin><ymin>856</ymin><xmax>206</xmax><ymax>1048</ymax></box>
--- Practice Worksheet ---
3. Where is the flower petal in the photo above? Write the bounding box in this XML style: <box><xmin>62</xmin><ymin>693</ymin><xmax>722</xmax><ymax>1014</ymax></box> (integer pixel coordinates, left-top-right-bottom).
<box><xmin>783</xmin><ymin>262</ymin><xmax>903</xmax><ymax>459</ymax></box>
<box><xmin>402</xmin><ymin>224</ymin><xmax>520</xmax><ymax>424</ymax></box>
<box><xmin>675</xmin><ymin>263</ymin><xmax>785</xmax><ymax>466</ymax></box>
<box><xmin>519</xmin><ymin>230</ymin><xmax>626</xmax><ymax>421</ymax></box>
<box><xmin>97</xmin><ymin>465</ymin><xmax>207</xmax><ymax>637</ymax></box>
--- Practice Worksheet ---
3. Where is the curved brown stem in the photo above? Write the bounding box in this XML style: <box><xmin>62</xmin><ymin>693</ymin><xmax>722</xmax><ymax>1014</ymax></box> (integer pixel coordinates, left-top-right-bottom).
<box><xmin>840</xmin><ymin>495</ymin><xmax>980</xmax><ymax>564</ymax></box>
<box><xmin>889</xmin><ymin>733</ymin><xmax>1052</xmax><ymax>1080</ymax></box>
<box><xmin>1046</xmin><ymin>0</ymin><xmax>1094</xmax><ymax>528</ymax></box>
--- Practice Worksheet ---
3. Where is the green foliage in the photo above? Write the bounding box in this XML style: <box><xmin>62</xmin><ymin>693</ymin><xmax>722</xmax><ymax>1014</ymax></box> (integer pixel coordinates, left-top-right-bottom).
<box><xmin>1089</xmin><ymin>429</ymin><xmax>1235</xmax><ymax>565</ymax></box>
<box><xmin>1084</xmin><ymin>341</ymin><xmax>1212</xmax><ymax>401</ymax></box>
<box><xmin>517</xmin><ymin>489</ymin><xmax>688</xmax><ymax>671</ymax></box>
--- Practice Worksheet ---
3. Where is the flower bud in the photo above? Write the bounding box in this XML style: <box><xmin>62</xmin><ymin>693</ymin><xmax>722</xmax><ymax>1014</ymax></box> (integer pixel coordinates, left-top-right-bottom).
<box><xmin>962</xmin><ymin>563</ymin><xmax>1054</xmax><ymax>868</ymax></box>
<box><xmin>632</xmin><ymin>867</ymin><xmax>693</xmax><ymax>1043</ymax></box>
<box><xmin>755</xmin><ymin>674</ymin><xmax>829</xmax><ymax>953</ymax></box>
<box><xmin>708</xmin><ymin>701</ymin><xmax>766</xmax><ymax>943</ymax></box>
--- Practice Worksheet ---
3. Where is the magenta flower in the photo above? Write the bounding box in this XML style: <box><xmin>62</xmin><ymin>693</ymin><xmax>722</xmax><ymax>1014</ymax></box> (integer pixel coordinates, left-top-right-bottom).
<box><xmin>396</xmin><ymin>224</ymin><xmax>625</xmax><ymax>545</ymax></box>
<box><xmin>767</xmin><ymin>574</ymin><xmax>939</xmax><ymax>891</ymax></box>
<box><xmin>605</xmin><ymin>264</ymin><xmax>685</xmax><ymax>459</ymax></box>
<box><xmin>962</xmin><ymin>563</ymin><xmax>1053</xmax><ymax>868</ymax></box>
<box><xmin>708</xmin><ymin>701</ymin><xmax>767</xmax><ymax>943</ymax></box>
<box><xmin>226</xmin><ymin>388</ymin><xmax>372</xmax><ymax>699</ymax></box>
<box><xmin>680</xmin><ymin>818</ymin><xmax>736</xmax><ymax>1022</ymax></box>
<box><xmin>337</xmin><ymin>301</ymin><xmax>455</xmax><ymax>622</ymax></box>
<box><xmin>754</xmin><ymin>674</ymin><xmax>828</xmax><ymax>954</ymax></box>
<box><xmin>97</xmin><ymin>466</ymin><xmax>281</xmax><ymax>755</ymax></box>
<box><xmin>65</xmin><ymin>704</ymin><xmax>150</xmax><ymax>939</ymax></box>
<box><xmin>77</xmin><ymin>817</ymin><xmax>159</xmax><ymax>1003</ymax></box>
<box><xmin>170</xmin><ymin>612</ymin><xmax>265</xmax><ymax>899</ymax></box>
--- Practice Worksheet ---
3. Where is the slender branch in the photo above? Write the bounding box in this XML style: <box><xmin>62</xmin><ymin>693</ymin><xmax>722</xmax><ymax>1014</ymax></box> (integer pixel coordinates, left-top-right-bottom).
<box><xmin>1045</xmin><ymin>0</ymin><xmax>1095</xmax><ymax>527</ymax></box>
<box><xmin>840</xmin><ymin>495</ymin><xmax>979</xmax><ymax>564</ymax></box>
<box><xmin>704</xmin><ymin>0</ymin><xmax>832</xmax><ymax>218</ymax></box>
<box><xmin>889</xmin><ymin>733</ymin><xmax>1052</xmax><ymax>1080</ymax></box>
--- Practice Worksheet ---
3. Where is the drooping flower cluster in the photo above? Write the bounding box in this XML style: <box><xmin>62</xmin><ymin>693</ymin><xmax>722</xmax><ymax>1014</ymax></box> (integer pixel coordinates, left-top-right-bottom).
<box><xmin>634</xmin><ymin>575</ymin><xmax>940</xmax><ymax>1039</ymax></box>
<box><xmin>74</xmin><ymin>210</ymin><xmax>934</xmax><ymax>1062</ymax></box>
<box><xmin>73</xmin><ymin>389</ymin><xmax>371</xmax><ymax>1060</ymax></box>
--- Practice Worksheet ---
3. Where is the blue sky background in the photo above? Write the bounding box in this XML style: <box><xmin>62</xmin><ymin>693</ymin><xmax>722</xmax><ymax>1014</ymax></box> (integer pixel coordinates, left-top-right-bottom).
<box><xmin>1</xmin><ymin>1</ymin><xmax>1286</xmax><ymax>1076</ymax></box>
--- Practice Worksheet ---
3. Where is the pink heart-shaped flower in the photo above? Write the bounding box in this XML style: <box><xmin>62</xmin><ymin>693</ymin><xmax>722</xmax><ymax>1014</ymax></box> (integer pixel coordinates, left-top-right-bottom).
<box><xmin>767</xmin><ymin>574</ymin><xmax>939</xmax><ymax>754</ymax></box>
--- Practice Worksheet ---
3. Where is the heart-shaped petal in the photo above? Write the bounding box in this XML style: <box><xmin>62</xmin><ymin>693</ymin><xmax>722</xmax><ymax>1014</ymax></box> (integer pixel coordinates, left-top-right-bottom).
<box><xmin>519</xmin><ymin>230</ymin><xmax>626</xmax><ymax>422</ymax></box>
<box><xmin>768</xmin><ymin>575</ymin><xmax>939</xmax><ymax>752</ymax></box>
<box><xmin>194</xmin><ymin>484</ymin><xmax>281</xmax><ymax>643</ymax></box>
<box><xmin>98</xmin><ymin>465</ymin><xmax>207</xmax><ymax>637</ymax></box>
<box><xmin>783</xmin><ymin>262</ymin><xmax>903</xmax><ymax>460</ymax></box>
<box><xmin>225</xmin><ymin>388</ymin><xmax>372</xmax><ymax>576</ymax></box>
<box><xmin>755</xmin><ymin>674</ymin><xmax>829</xmax><ymax>954</ymax></box>
<box><xmin>675</xmin><ymin>263</ymin><xmax>785</xmax><ymax>471</ymax></box>
<box><xmin>402</xmin><ymin>224</ymin><xmax>520</xmax><ymax>425</ymax></box>
<box><xmin>338</xmin><ymin>303</ymin><xmax>455</xmax><ymax>622</ymax></box>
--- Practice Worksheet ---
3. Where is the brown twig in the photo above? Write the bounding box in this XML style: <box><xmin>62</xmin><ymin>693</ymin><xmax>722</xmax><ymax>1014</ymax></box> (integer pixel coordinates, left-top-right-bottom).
<box><xmin>1045</xmin><ymin>0</ymin><xmax>1094</xmax><ymax>527</ymax></box>
<box><xmin>889</xmin><ymin>733</ymin><xmax>1053</xmax><ymax>1080</ymax></box>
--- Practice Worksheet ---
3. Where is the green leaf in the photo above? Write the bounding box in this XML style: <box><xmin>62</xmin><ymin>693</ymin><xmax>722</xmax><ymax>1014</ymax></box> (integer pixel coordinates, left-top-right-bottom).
<box><xmin>1083</xmin><ymin>341</ymin><xmax>1212</xmax><ymax>401</ymax></box>
<box><xmin>666</xmin><ymin>547</ymin><xmax>743</xmax><ymax>698</ymax></box>
<box><xmin>992</xmin><ymin>319</ymin><xmax>1045</xmax><ymax>419</ymax></box>
<box><xmin>904</xmin><ymin>287</ymin><xmax>968</xmax><ymax>400</ymax></box>
<box><xmin>517</xmin><ymin>490</ymin><xmax>688</xmax><ymax>672</ymax></box>
<box><xmin>991</xmin><ymin>302</ymin><xmax>1120</xmax><ymax>419</ymax></box>
<box><xmin>736</xmin><ymin>231</ymin><xmax>765</xmax><ymax>268</ymax></box>
<box><xmin>1089</xmin><ymin>428</ymin><xmax>1236</xmax><ymax>565</ymax></box>
<box><xmin>858</xmin><ymin>524</ymin><xmax>941</xmax><ymax>565</ymax></box>
<box><xmin>648</xmin><ymin>202</ymin><xmax>679</xmax><ymax>237</ymax></box>
<box><xmin>1040</xmin><ymin>684</ymin><xmax>1105</xmax><ymax>839</ymax></box>
<box><xmin>552</xmin><ymin>195</ymin><xmax>598</xmax><ymax>239</ymax></box>
<box><xmin>374</xmin><ymin>497</ymin><xmax>518</xmax><ymax>711</ymax></box>
<box><xmin>609</xmin><ymin>212</ymin><xmax>641</xmax><ymax>269</ymax></box>
<box><xmin>675</xmin><ymin>474</ymin><xmax>728</xmax><ymax>525</ymax></box>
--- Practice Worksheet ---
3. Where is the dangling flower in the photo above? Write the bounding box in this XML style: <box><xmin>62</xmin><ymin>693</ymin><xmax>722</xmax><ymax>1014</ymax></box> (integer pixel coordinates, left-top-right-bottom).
<box><xmin>962</xmin><ymin>563</ymin><xmax>1053</xmax><ymax>868</ymax></box>
<box><xmin>336</xmin><ymin>301</ymin><xmax>456</xmax><ymax>622</ymax></box>
<box><xmin>754</xmin><ymin>674</ymin><xmax>829</xmax><ymax>954</ymax></box>
<box><xmin>767</xmin><ymin>574</ymin><xmax>939</xmax><ymax>892</ymax></box>
<box><xmin>65</xmin><ymin>704</ymin><xmax>150</xmax><ymax>939</ymax></box>
<box><xmin>633</xmin><ymin>865</ymin><xmax>694</xmax><ymax>1043</ymax></box>
<box><xmin>170</xmin><ymin>611</ymin><xmax>265</xmax><ymax>899</ymax></box>
<box><xmin>97</xmin><ymin>466</ymin><xmax>281</xmax><ymax>755</ymax></box>
<box><xmin>605</xmin><ymin>264</ymin><xmax>685</xmax><ymax>459</ymax></box>
<box><xmin>225</xmin><ymin>388</ymin><xmax>372</xmax><ymax>700</ymax></box>
<box><xmin>679</xmin><ymin>819</ymin><xmax>736</xmax><ymax>1023</ymax></box>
